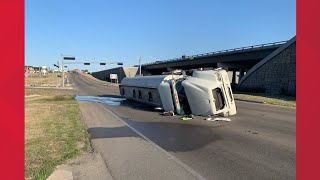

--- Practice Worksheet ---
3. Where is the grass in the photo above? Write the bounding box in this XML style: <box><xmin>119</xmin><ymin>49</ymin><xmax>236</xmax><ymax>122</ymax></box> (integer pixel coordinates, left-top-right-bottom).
<box><xmin>25</xmin><ymin>73</ymin><xmax>65</xmax><ymax>86</ymax></box>
<box><xmin>233</xmin><ymin>92</ymin><xmax>296</xmax><ymax>107</ymax></box>
<box><xmin>25</xmin><ymin>88</ymin><xmax>90</xmax><ymax>180</ymax></box>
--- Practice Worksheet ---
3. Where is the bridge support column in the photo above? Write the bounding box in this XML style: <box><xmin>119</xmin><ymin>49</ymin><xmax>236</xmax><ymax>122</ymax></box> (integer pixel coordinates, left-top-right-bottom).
<box><xmin>232</xmin><ymin>70</ymin><xmax>236</xmax><ymax>84</ymax></box>
<box><xmin>239</xmin><ymin>68</ymin><xmax>245</xmax><ymax>81</ymax></box>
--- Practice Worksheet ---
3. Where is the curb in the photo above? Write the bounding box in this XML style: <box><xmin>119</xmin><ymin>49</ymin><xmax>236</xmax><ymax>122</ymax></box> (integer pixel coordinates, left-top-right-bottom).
<box><xmin>234</xmin><ymin>98</ymin><xmax>266</xmax><ymax>104</ymax></box>
<box><xmin>235</xmin><ymin>98</ymin><xmax>296</xmax><ymax>108</ymax></box>
<box><xmin>25</xmin><ymin>86</ymin><xmax>73</xmax><ymax>90</ymax></box>
<box><xmin>46</xmin><ymin>169</ymin><xmax>73</xmax><ymax>180</ymax></box>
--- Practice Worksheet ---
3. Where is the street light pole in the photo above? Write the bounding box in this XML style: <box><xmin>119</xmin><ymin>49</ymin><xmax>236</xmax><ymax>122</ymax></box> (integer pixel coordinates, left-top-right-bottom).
<box><xmin>61</xmin><ymin>55</ymin><xmax>65</xmax><ymax>87</ymax></box>
<box><xmin>139</xmin><ymin>57</ymin><xmax>142</xmax><ymax>76</ymax></box>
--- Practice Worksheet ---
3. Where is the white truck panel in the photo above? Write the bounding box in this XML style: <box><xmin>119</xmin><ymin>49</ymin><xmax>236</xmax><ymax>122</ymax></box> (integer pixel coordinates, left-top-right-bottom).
<box><xmin>182</xmin><ymin>69</ymin><xmax>237</xmax><ymax>116</ymax></box>
<box><xmin>121</xmin><ymin>75</ymin><xmax>182</xmax><ymax>88</ymax></box>
<box><xmin>158</xmin><ymin>82</ymin><xmax>175</xmax><ymax>112</ymax></box>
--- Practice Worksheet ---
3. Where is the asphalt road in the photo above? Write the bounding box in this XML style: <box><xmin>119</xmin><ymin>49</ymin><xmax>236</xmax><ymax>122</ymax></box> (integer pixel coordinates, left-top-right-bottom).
<box><xmin>70</xmin><ymin>73</ymin><xmax>296</xmax><ymax>180</ymax></box>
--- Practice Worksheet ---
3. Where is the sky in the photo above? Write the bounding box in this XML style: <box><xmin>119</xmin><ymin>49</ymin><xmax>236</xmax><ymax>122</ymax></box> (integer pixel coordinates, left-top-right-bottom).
<box><xmin>26</xmin><ymin>0</ymin><xmax>296</xmax><ymax>72</ymax></box>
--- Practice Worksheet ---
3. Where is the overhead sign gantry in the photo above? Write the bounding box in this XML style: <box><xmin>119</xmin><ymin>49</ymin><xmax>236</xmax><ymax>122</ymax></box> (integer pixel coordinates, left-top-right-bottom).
<box><xmin>58</xmin><ymin>56</ymin><xmax>123</xmax><ymax>87</ymax></box>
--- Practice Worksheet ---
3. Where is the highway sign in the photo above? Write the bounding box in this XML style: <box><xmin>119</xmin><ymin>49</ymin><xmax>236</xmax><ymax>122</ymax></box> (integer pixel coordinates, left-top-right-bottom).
<box><xmin>63</xmin><ymin>57</ymin><xmax>75</xmax><ymax>60</ymax></box>
<box><xmin>110</xmin><ymin>74</ymin><xmax>118</xmax><ymax>80</ymax></box>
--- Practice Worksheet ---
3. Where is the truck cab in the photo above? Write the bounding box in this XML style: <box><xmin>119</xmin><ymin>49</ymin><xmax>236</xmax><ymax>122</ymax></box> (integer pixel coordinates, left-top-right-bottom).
<box><xmin>181</xmin><ymin>69</ymin><xmax>236</xmax><ymax>116</ymax></box>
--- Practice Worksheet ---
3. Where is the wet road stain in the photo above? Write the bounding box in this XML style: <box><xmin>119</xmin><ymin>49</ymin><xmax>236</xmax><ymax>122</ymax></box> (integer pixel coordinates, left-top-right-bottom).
<box><xmin>75</xmin><ymin>95</ymin><xmax>125</xmax><ymax>106</ymax></box>
<box><xmin>76</xmin><ymin>95</ymin><xmax>225</xmax><ymax>152</ymax></box>
<box><xmin>120</xmin><ymin>118</ymin><xmax>224</xmax><ymax>152</ymax></box>
<box><xmin>88</xmin><ymin>126</ymin><xmax>140</xmax><ymax>139</ymax></box>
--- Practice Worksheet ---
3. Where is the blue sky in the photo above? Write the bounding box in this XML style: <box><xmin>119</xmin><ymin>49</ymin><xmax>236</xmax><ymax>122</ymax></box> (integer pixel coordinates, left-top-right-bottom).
<box><xmin>26</xmin><ymin>0</ymin><xmax>296</xmax><ymax>72</ymax></box>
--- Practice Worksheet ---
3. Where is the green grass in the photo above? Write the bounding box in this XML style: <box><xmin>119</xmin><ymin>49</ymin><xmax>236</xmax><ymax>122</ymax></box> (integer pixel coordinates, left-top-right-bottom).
<box><xmin>25</xmin><ymin>88</ymin><xmax>90</xmax><ymax>180</ymax></box>
<box><xmin>233</xmin><ymin>93</ymin><xmax>296</xmax><ymax>107</ymax></box>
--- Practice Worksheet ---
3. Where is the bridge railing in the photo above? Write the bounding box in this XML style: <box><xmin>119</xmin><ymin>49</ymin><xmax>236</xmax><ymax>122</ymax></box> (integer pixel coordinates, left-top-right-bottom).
<box><xmin>143</xmin><ymin>40</ymin><xmax>287</xmax><ymax>66</ymax></box>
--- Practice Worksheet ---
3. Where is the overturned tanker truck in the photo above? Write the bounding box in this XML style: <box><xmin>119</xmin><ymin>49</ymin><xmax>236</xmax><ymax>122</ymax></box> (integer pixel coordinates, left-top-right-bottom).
<box><xmin>119</xmin><ymin>68</ymin><xmax>237</xmax><ymax>117</ymax></box>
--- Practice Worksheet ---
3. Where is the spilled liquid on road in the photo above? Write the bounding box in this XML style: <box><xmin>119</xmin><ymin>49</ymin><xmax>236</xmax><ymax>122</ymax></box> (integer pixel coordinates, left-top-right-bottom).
<box><xmin>75</xmin><ymin>95</ymin><xmax>125</xmax><ymax>106</ymax></box>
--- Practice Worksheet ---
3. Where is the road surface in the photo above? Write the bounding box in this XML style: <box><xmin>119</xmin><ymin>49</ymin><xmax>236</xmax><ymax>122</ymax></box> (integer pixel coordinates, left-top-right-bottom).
<box><xmin>70</xmin><ymin>73</ymin><xmax>296</xmax><ymax>180</ymax></box>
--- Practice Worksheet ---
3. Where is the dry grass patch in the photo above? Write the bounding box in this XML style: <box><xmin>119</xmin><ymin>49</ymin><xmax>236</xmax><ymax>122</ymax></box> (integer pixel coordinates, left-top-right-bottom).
<box><xmin>25</xmin><ymin>73</ymin><xmax>63</xmax><ymax>86</ymax></box>
<box><xmin>234</xmin><ymin>93</ymin><xmax>296</xmax><ymax>107</ymax></box>
<box><xmin>25</xmin><ymin>88</ymin><xmax>90</xmax><ymax>180</ymax></box>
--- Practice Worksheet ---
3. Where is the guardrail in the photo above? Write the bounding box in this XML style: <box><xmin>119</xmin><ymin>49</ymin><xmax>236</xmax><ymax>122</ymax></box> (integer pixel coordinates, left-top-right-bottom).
<box><xmin>143</xmin><ymin>40</ymin><xmax>288</xmax><ymax>66</ymax></box>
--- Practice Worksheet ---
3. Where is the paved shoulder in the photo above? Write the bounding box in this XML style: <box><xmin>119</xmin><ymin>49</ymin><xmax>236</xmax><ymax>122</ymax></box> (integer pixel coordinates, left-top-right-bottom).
<box><xmin>47</xmin><ymin>153</ymin><xmax>113</xmax><ymax>180</ymax></box>
<box><xmin>79</xmin><ymin>101</ymin><xmax>203</xmax><ymax>180</ymax></box>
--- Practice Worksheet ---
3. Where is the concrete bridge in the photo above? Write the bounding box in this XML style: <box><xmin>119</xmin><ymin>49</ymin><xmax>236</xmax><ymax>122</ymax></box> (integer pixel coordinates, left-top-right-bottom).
<box><xmin>93</xmin><ymin>36</ymin><xmax>296</xmax><ymax>96</ymax></box>
<box><xmin>140</xmin><ymin>37</ymin><xmax>296</xmax><ymax>95</ymax></box>
<box><xmin>141</xmin><ymin>40</ymin><xmax>287</xmax><ymax>77</ymax></box>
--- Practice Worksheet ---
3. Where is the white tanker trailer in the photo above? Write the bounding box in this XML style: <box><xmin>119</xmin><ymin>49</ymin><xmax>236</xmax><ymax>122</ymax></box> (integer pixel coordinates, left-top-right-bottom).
<box><xmin>119</xmin><ymin>68</ymin><xmax>237</xmax><ymax>117</ymax></box>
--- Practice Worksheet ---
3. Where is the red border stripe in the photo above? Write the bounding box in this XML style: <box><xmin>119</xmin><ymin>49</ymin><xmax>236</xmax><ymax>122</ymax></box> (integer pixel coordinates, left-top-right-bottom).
<box><xmin>297</xmin><ymin>0</ymin><xmax>320</xmax><ymax>179</ymax></box>
<box><xmin>0</xmin><ymin>0</ymin><xmax>24</xmax><ymax>179</ymax></box>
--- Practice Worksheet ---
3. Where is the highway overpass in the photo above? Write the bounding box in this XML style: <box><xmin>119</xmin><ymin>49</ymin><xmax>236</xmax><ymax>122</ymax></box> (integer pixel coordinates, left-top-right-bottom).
<box><xmin>140</xmin><ymin>36</ymin><xmax>296</xmax><ymax>95</ymax></box>
<box><xmin>141</xmin><ymin>40</ymin><xmax>288</xmax><ymax>76</ymax></box>
<box><xmin>93</xmin><ymin>36</ymin><xmax>296</xmax><ymax>95</ymax></box>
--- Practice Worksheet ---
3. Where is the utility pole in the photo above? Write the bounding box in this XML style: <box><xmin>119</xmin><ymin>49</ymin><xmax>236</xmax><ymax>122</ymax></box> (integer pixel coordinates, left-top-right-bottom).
<box><xmin>61</xmin><ymin>54</ymin><xmax>65</xmax><ymax>87</ymax></box>
<box><xmin>139</xmin><ymin>57</ymin><xmax>142</xmax><ymax>76</ymax></box>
